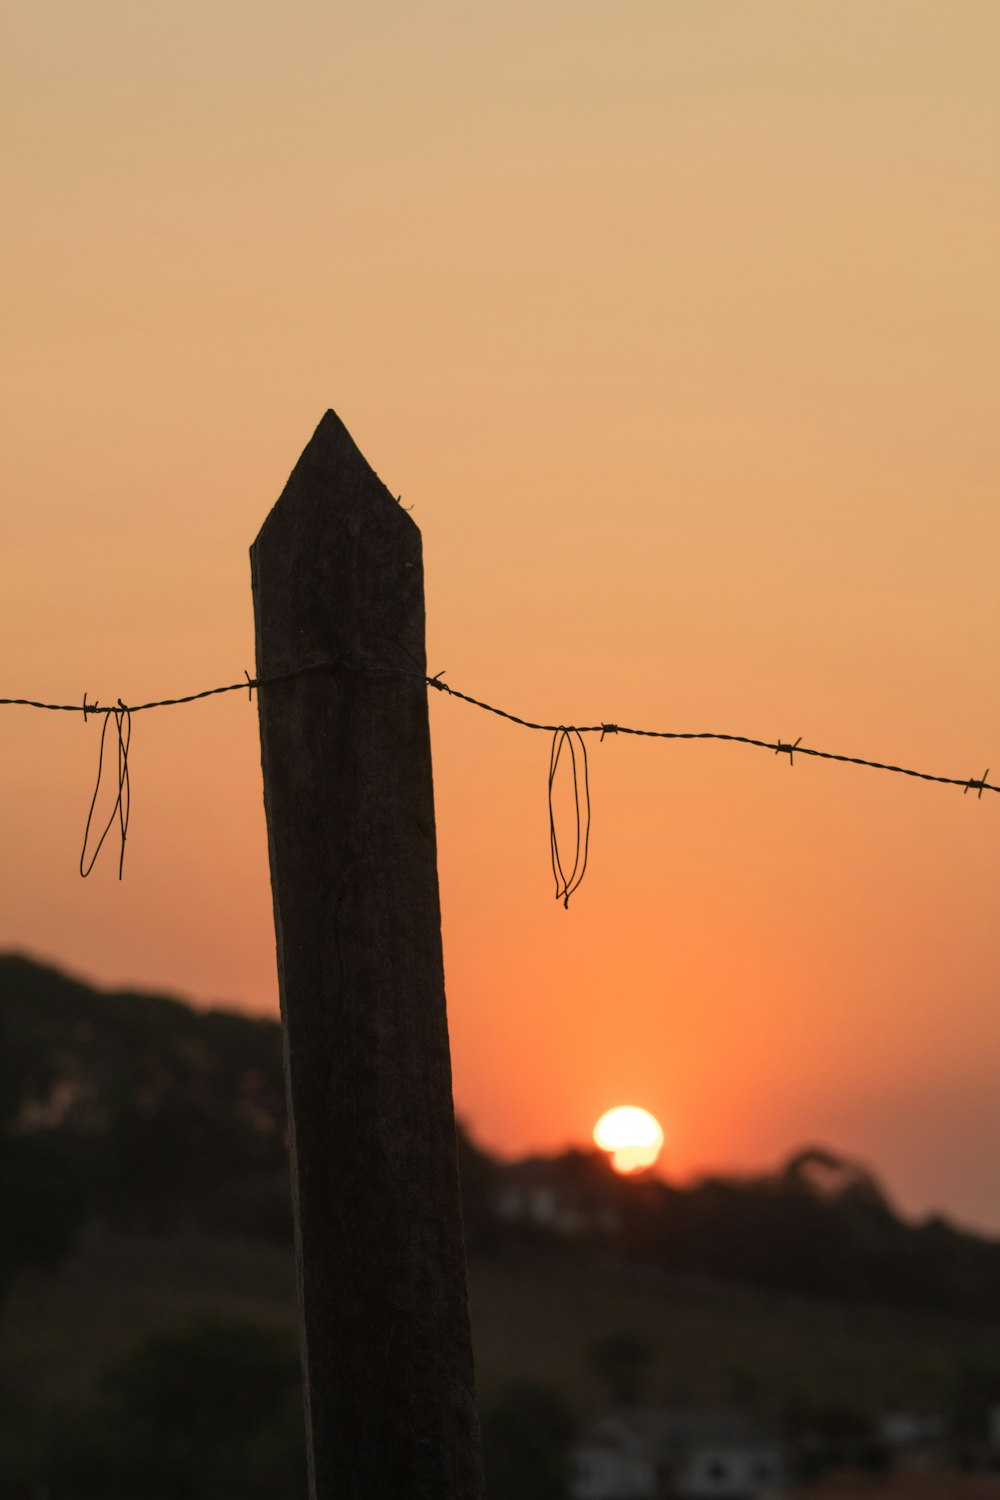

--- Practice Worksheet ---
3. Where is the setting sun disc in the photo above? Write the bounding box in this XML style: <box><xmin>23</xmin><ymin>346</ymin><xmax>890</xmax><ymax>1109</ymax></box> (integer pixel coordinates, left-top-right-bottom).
<box><xmin>593</xmin><ymin>1105</ymin><xmax>664</xmax><ymax>1175</ymax></box>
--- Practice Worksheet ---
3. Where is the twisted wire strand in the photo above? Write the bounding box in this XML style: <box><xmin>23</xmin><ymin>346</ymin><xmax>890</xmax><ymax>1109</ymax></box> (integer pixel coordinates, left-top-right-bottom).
<box><xmin>2</xmin><ymin>659</ymin><xmax>995</xmax><ymax>887</ymax></box>
<box><xmin>0</xmin><ymin>661</ymin><xmax>334</xmax><ymax>716</ymax></box>
<box><xmin>425</xmin><ymin>678</ymin><xmax>997</xmax><ymax>795</ymax></box>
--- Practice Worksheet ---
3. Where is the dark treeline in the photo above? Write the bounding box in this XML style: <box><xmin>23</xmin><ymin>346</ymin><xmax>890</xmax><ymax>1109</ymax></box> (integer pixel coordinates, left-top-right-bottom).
<box><xmin>461</xmin><ymin>1141</ymin><xmax>1000</xmax><ymax>1319</ymax></box>
<box><xmin>3</xmin><ymin>951</ymin><xmax>1000</xmax><ymax>1320</ymax></box>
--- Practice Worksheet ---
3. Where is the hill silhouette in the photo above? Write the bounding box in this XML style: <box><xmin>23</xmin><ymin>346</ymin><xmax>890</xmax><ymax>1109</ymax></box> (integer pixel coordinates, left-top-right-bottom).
<box><xmin>2</xmin><ymin>952</ymin><xmax>998</xmax><ymax>1320</ymax></box>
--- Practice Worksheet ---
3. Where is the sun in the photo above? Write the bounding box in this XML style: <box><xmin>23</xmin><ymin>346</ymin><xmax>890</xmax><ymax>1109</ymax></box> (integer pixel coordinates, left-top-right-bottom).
<box><xmin>593</xmin><ymin>1105</ymin><xmax>665</xmax><ymax>1175</ymax></box>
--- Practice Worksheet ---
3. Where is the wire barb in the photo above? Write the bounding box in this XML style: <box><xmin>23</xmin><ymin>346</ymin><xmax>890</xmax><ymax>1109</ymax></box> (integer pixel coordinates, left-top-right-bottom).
<box><xmin>79</xmin><ymin>702</ymin><xmax>132</xmax><ymax>880</ymax></box>
<box><xmin>965</xmin><ymin>768</ymin><xmax>990</xmax><ymax>799</ymax></box>
<box><xmin>775</xmin><ymin>737</ymin><xmax>802</xmax><ymax>766</ymax></box>
<box><xmin>548</xmin><ymin>728</ymin><xmax>591</xmax><ymax>909</ymax></box>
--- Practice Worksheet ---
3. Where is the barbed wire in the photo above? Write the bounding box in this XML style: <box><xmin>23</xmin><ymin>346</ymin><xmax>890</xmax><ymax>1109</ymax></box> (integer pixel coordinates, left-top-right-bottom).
<box><xmin>1</xmin><ymin>659</ymin><xmax>995</xmax><ymax>895</ymax></box>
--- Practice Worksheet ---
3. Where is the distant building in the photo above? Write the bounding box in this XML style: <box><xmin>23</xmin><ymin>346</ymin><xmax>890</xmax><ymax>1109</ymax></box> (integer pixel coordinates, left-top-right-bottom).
<box><xmin>974</xmin><ymin>1401</ymin><xmax>1000</xmax><ymax>1477</ymax></box>
<box><xmin>990</xmin><ymin>1403</ymin><xmax>1000</xmax><ymax>1456</ymax></box>
<box><xmin>876</xmin><ymin>1409</ymin><xmax>947</xmax><ymax>1472</ymax></box>
<box><xmin>493</xmin><ymin>1153</ymin><xmax>621</xmax><ymax>1235</ymax></box>
<box><xmin>569</xmin><ymin>1407</ymin><xmax>788</xmax><ymax>1500</ymax></box>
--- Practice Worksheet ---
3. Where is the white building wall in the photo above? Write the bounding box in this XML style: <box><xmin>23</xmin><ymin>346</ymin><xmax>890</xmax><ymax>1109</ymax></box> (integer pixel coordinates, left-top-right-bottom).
<box><xmin>569</xmin><ymin>1439</ymin><xmax>655</xmax><ymax>1500</ymax></box>
<box><xmin>678</xmin><ymin>1442</ymin><xmax>786</xmax><ymax>1497</ymax></box>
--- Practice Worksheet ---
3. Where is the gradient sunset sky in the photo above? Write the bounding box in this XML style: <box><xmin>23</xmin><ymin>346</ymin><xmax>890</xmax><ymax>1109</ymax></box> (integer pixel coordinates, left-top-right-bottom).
<box><xmin>2</xmin><ymin>2</ymin><xmax>998</xmax><ymax>1231</ymax></box>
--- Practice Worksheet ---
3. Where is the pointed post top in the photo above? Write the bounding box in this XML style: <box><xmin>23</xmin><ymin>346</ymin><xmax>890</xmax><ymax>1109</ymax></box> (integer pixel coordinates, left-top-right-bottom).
<box><xmin>255</xmin><ymin>409</ymin><xmax>415</xmax><ymax>544</ymax></box>
<box><xmin>251</xmin><ymin>411</ymin><xmax>425</xmax><ymax>679</ymax></box>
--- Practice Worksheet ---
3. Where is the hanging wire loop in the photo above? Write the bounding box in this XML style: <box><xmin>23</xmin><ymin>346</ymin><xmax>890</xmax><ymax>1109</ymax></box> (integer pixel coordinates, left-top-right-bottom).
<box><xmin>79</xmin><ymin>702</ymin><xmax>132</xmax><ymax>880</ymax></box>
<box><xmin>548</xmin><ymin>728</ymin><xmax>591</xmax><ymax>909</ymax></box>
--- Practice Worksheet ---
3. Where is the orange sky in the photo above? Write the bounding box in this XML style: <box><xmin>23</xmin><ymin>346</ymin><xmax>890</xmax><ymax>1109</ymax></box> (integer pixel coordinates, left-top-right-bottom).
<box><xmin>2</xmin><ymin>2</ymin><xmax>998</xmax><ymax>1231</ymax></box>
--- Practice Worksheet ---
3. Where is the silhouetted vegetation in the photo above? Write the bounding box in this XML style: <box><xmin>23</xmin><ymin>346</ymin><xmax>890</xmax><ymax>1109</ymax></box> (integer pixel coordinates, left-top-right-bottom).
<box><xmin>3</xmin><ymin>953</ymin><xmax>1000</xmax><ymax>1496</ymax></box>
<box><xmin>951</xmin><ymin>1357</ymin><xmax>1000</xmax><ymax>1449</ymax></box>
<box><xmin>3</xmin><ymin>952</ymin><xmax>999</xmax><ymax>1324</ymax></box>
<box><xmin>590</xmin><ymin>1329</ymin><xmax>656</xmax><ymax>1407</ymax></box>
<box><xmin>0</xmin><ymin>951</ymin><xmax>291</xmax><ymax>1301</ymax></box>
<box><xmin>481</xmin><ymin>1381</ymin><xmax>577</xmax><ymax>1500</ymax></box>
<box><xmin>0</xmin><ymin>1125</ymin><xmax>92</xmax><ymax>1306</ymax></box>
<box><xmin>42</xmin><ymin>1319</ymin><xmax>306</xmax><ymax>1499</ymax></box>
<box><xmin>787</xmin><ymin>1402</ymin><xmax>890</xmax><ymax>1480</ymax></box>
<box><xmin>494</xmin><ymin>1141</ymin><xmax>1000</xmax><ymax>1321</ymax></box>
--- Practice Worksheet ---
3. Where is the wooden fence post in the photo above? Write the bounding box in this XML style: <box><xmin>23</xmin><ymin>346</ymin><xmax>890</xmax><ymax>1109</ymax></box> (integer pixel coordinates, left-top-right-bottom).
<box><xmin>251</xmin><ymin>411</ymin><xmax>485</xmax><ymax>1499</ymax></box>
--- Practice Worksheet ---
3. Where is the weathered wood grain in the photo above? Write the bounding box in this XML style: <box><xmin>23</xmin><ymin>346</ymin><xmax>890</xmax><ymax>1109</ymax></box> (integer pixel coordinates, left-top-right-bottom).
<box><xmin>251</xmin><ymin>411</ymin><xmax>484</xmax><ymax>1499</ymax></box>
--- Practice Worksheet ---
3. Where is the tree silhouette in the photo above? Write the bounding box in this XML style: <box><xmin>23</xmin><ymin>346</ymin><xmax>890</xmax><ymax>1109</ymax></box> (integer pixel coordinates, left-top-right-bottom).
<box><xmin>590</xmin><ymin>1328</ymin><xmax>655</xmax><ymax>1407</ymax></box>
<box><xmin>481</xmin><ymin>1381</ymin><xmax>577</xmax><ymax>1500</ymax></box>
